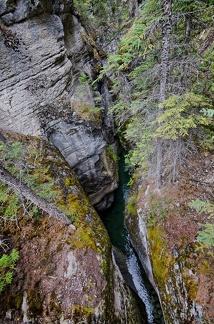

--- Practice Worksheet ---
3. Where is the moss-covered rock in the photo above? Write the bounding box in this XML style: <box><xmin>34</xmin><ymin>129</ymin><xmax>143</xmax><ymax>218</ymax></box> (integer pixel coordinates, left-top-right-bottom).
<box><xmin>125</xmin><ymin>151</ymin><xmax>214</xmax><ymax>323</ymax></box>
<box><xmin>0</xmin><ymin>132</ymin><xmax>143</xmax><ymax>323</ymax></box>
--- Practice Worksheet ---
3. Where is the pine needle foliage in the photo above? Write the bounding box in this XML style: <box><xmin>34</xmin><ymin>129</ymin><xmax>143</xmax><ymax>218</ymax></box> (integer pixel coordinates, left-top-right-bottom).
<box><xmin>73</xmin><ymin>0</ymin><xmax>130</xmax><ymax>43</ymax></box>
<box><xmin>98</xmin><ymin>0</ymin><xmax>214</xmax><ymax>183</ymax></box>
<box><xmin>154</xmin><ymin>93</ymin><xmax>212</xmax><ymax>140</ymax></box>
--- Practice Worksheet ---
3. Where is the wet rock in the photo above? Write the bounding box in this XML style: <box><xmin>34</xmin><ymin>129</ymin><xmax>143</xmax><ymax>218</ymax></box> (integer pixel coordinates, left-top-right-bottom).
<box><xmin>112</xmin><ymin>248</ymin><xmax>147</xmax><ymax>324</ymax></box>
<box><xmin>112</xmin><ymin>246</ymin><xmax>138</xmax><ymax>295</ymax></box>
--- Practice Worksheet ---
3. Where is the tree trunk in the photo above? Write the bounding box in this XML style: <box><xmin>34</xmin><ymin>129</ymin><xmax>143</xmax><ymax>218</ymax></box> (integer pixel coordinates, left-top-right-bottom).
<box><xmin>156</xmin><ymin>0</ymin><xmax>172</xmax><ymax>188</ymax></box>
<box><xmin>0</xmin><ymin>163</ymin><xmax>72</xmax><ymax>225</ymax></box>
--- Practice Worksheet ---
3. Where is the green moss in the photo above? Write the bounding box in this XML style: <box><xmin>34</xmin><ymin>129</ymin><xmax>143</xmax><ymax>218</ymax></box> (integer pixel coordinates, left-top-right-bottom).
<box><xmin>87</xmin><ymin>295</ymin><xmax>94</xmax><ymax>301</ymax></box>
<box><xmin>148</xmin><ymin>226</ymin><xmax>171</xmax><ymax>287</ymax></box>
<box><xmin>201</xmin><ymin>259</ymin><xmax>210</xmax><ymax>273</ymax></box>
<box><xmin>49</xmin><ymin>291</ymin><xmax>62</xmax><ymax>314</ymax></box>
<box><xmin>73</xmin><ymin>99</ymin><xmax>100</xmax><ymax>120</ymax></box>
<box><xmin>148</xmin><ymin>223</ymin><xmax>208</xmax><ymax>321</ymax></box>
<box><xmin>28</xmin><ymin>288</ymin><xmax>42</xmax><ymax>316</ymax></box>
<box><xmin>147</xmin><ymin>192</ymin><xmax>172</xmax><ymax>227</ymax></box>
<box><xmin>101</xmin><ymin>257</ymin><xmax>110</xmax><ymax>277</ymax></box>
<box><xmin>71</xmin><ymin>80</ymin><xmax>102</xmax><ymax>123</ymax></box>
<box><xmin>105</xmin><ymin>146</ymin><xmax>118</xmax><ymax>162</ymax></box>
<box><xmin>64</xmin><ymin>177</ymin><xmax>76</xmax><ymax>188</ymax></box>
<box><xmin>57</xmin><ymin>193</ymin><xmax>89</xmax><ymax>224</ymax></box>
<box><xmin>71</xmin><ymin>225</ymin><xmax>96</xmax><ymax>250</ymax></box>
<box><xmin>56</xmin><ymin>243</ymin><xmax>63</xmax><ymax>252</ymax></box>
<box><xmin>0</xmin><ymin>132</ymin><xmax>117</xmax><ymax>322</ymax></box>
<box><xmin>70</xmin><ymin>304</ymin><xmax>94</xmax><ymax>322</ymax></box>
<box><xmin>14</xmin><ymin>292</ymin><xmax>23</xmax><ymax>309</ymax></box>
<box><xmin>183</xmin><ymin>275</ymin><xmax>198</xmax><ymax>300</ymax></box>
<box><xmin>126</xmin><ymin>194</ymin><xmax>137</xmax><ymax>216</ymax></box>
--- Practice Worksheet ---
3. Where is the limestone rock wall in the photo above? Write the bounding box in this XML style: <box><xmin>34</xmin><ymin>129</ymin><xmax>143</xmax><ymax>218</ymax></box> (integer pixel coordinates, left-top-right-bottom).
<box><xmin>0</xmin><ymin>0</ymin><xmax>117</xmax><ymax>209</ymax></box>
<box><xmin>0</xmin><ymin>1</ymin><xmax>71</xmax><ymax>135</ymax></box>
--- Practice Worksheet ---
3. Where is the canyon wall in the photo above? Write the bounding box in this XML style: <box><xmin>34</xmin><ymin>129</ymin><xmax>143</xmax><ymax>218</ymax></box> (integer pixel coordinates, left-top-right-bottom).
<box><xmin>0</xmin><ymin>0</ymin><xmax>117</xmax><ymax>210</ymax></box>
<box><xmin>0</xmin><ymin>132</ymin><xmax>145</xmax><ymax>323</ymax></box>
<box><xmin>125</xmin><ymin>153</ymin><xmax>214</xmax><ymax>323</ymax></box>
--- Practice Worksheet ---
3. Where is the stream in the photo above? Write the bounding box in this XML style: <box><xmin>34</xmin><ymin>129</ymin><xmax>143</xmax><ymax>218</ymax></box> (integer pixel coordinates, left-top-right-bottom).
<box><xmin>101</xmin><ymin>152</ymin><xmax>164</xmax><ymax>324</ymax></box>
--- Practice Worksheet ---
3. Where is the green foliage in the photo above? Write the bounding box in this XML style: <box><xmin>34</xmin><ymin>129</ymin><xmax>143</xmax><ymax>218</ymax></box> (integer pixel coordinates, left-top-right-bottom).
<box><xmin>120</xmin><ymin>5</ymin><xmax>161</xmax><ymax>57</ymax></box>
<box><xmin>189</xmin><ymin>199</ymin><xmax>213</xmax><ymax>215</ymax></box>
<box><xmin>78</xmin><ymin>73</ymin><xmax>90</xmax><ymax>84</ymax></box>
<box><xmin>0</xmin><ymin>139</ymin><xmax>61</xmax><ymax>222</ymax></box>
<box><xmin>188</xmin><ymin>199</ymin><xmax>214</xmax><ymax>253</ymax></box>
<box><xmin>75</xmin><ymin>73</ymin><xmax>103</xmax><ymax>120</ymax></box>
<box><xmin>28</xmin><ymin>205</ymin><xmax>40</xmax><ymax>220</ymax></box>
<box><xmin>194</xmin><ymin>43</ymin><xmax>214</xmax><ymax>97</ymax></box>
<box><xmin>6</xmin><ymin>142</ymin><xmax>24</xmax><ymax>159</ymax></box>
<box><xmin>154</xmin><ymin>93</ymin><xmax>211</xmax><ymax>140</ymax></box>
<box><xmin>0</xmin><ymin>185</ymin><xmax>9</xmax><ymax>203</ymax></box>
<box><xmin>197</xmin><ymin>223</ymin><xmax>214</xmax><ymax>248</ymax></box>
<box><xmin>201</xmin><ymin>108</ymin><xmax>214</xmax><ymax>118</ymax></box>
<box><xmin>94</xmin><ymin>1</ymin><xmax>162</xmax><ymax>172</ymax></box>
<box><xmin>98</xmin><ymin>0</ymin><xmax>214</xmax><ymax>182</ymax></box>
<box><xmin>106</xmin><ymin>146</ymin><xmax>118</xmax><ymax>162</ymax></box>
<box><xmin>3</xmin><ymin>193</ymin><xmax>20</xmax><ymax>221</ymax></box>
<box><xmin>0</xmin><ymin>181</ymin><xmax>21</xmax><ymax>222</ymax></box>
<box><xmin>0</xmin><ymin>249</ymin><xmax>19</xmax><ymax>294</ymax></box>
<box><xmin>124</xmin><ymin>120</ymin><xmax>154</xmax><ymax>169</ymax></box>
<box><xmin>73</xmin><ymin>0</ymin><xmax>108</xmax><ymax>28</ymax></box>
<box><xmin>1</xmin><ymin>140</ymin><xmax>58</xmax><ymax>196</ymax></box>
<box><xmin>0</xmin><ymin>142</ymin><xmax>25</xmax><ymax>174</ymax></box>
<box><xmin>126</xmin><ymin>193</ymin><xmax>137</xmax><ymax>215</ymax></box>
<box><xmin>73</xmin><ymin>0</ymin><xmax>130</xmax><ymax>41</ymax></box>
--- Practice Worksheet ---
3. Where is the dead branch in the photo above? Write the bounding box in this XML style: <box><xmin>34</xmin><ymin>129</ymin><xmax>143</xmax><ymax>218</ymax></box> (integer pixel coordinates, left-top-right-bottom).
<box><xmin>0</xmin><ymin>163</ymin><xmax>72</xmax><ymax>225</ymax></box>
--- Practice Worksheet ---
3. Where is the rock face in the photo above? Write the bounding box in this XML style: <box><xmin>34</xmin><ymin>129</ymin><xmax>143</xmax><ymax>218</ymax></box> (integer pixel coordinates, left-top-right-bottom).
<box><xmin>0</xmin><ymin>133</ymin><xmax>144</xmax><ymax>323</ymax></box>
<box><xmin>0</xmin><ymin>0</ymin><xmax>117</xmax><ymax>210</ymax></box>
<box><xmin>125</xmin><ymin>152</ymin><xmax>214</xmax><ymax>323</ymax></box>
<box><xmin>48</xmin><ymin>118</ymin><xmax>118</xmax><ymax>211</ymax></box>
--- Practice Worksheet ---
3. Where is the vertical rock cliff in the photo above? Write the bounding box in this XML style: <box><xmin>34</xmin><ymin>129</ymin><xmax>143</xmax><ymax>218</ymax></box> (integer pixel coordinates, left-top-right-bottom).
<box><xmin>125</xmin><ymin>152</ymin><xmax>214</xmax><ymax>323</ymax></box>
<box><xmin>0</xmin><ymin>0</ymin><xmax>118</xmax><ymax>210</ymax></box>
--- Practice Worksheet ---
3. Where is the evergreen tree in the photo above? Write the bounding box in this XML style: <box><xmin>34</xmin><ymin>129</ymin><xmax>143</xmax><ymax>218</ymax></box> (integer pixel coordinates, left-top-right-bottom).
<box><xmin>99</xmin><ymin>0</ymin><xmax>214</xmax><ymax>185</ymax></box>
<box><xmin>156</xmin><ymin>0</ymin><xmax>172</xmax><ymax>187</ymax></box>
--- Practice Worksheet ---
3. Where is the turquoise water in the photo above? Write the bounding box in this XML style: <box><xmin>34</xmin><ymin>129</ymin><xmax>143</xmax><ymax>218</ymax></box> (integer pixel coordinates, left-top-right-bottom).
<box><xmin>101</xmin><ymin>152</ymin><xmax>164</xmax><ymax>324</ymax></box>
<box><xmin>101</xmin><ymin>153</ymin><xmax>130</xmax><ymax>253</ymax></box>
